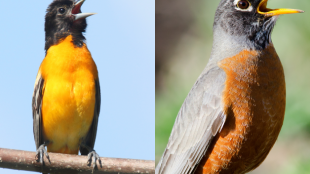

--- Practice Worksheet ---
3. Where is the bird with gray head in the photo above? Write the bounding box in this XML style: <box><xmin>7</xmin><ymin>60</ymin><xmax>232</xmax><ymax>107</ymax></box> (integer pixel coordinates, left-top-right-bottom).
<box><xmin>156</xmin><ymin>0</ymin><xmax>303</xmax><ymax>174</ymax></box>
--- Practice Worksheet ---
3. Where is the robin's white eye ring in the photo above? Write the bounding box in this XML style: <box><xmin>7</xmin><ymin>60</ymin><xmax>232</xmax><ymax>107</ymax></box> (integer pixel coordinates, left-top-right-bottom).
<box><xmin>238</xmin><ymin>0</ymin><xmax>249</xmax><ymax>9</ymax></box>
<box><xmin>234</xmin><ymin>0</ymin><xmax>253</xmax><ymax>12</ymax></box>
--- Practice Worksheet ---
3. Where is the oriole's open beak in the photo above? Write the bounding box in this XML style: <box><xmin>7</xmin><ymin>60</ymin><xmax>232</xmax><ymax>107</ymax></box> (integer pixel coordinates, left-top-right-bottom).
<box><xmin>257</xmin><ymin>0</ymin><xmax>304</xmax><ymax>17</ymax></box>
<box><xmin>72</xmin><ymin>0</ymin><xmax>96</xmax><ymax>21</ymax></box>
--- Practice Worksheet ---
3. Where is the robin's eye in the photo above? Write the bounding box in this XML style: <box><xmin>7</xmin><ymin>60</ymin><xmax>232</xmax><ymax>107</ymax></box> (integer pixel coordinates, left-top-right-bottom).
<box><xmin>237</xmin><ymin>0</ymin><xmax>250</xmax><ymax>10</ymax></box>
<box><xmin>234</xmin><ymin>0</ymin><xmax>252</xmax><ymax>11</ymax></box>
<box><xmin>58</xmin><ymin>8</ymin><xmax>66</xmax><ymax>14</ymax></box>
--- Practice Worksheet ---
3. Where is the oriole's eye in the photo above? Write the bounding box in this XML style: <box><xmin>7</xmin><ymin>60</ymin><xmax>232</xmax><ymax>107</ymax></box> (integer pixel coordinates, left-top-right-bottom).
<box><xmin>58</xmin><ymin>8</ymin><xmax>66</xmax><ymax>14</ymax></box>
<box><xmin>237</xmin><ymin>0</ymin><xmax>250</xmax><ymax>10</ymax></box>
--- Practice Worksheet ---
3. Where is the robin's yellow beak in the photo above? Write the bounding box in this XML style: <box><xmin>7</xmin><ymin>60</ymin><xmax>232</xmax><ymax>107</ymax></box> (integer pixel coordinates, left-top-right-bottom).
<box><xmin>257</xmin><ymin>0</ymin><xmax>304</xmax><ymax>17</ymax></box>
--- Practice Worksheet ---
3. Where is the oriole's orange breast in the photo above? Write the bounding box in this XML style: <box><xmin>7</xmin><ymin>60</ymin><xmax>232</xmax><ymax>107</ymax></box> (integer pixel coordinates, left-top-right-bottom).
<box><xmin>39</xmin><ymin>35</ymin><xmax>98</xmax><ymax>154</ymax></box>
<box><xmin>195</xmin><ymin>45</ymin><xmax>286</xmax><ymax>174</ymax></box>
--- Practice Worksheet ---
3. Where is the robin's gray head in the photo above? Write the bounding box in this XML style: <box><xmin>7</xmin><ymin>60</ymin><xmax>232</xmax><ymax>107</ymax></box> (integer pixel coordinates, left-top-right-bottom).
<box><xmin>213</xmin><ymin>0</ymin><xmax>303</xmax><ymax>50</ymax></box>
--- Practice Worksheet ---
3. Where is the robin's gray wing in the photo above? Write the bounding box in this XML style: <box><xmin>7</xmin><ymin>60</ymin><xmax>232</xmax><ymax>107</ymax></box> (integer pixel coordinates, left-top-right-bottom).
<box><xmin>156</xmin><ymin>63</ymin><xmax>227</xmax><ymax>174</ymax></box>
<box><xmin>32</xmin><ymin>73</ymin><xmax>45</xmax><ymax>150</ymax></box>
<box><xmin>80</xmin><ymin>80</ymin><xmax>101</xmax><ymax>155</ymax></box>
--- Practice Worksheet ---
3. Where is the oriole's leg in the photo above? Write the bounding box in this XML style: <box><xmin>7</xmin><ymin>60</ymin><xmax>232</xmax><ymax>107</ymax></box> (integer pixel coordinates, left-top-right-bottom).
<box><xmin>80</xmin><ymin>143</ymin><xmax>102</xmax><ymax>170</ymax></box>
<box><xmin>36</xmin><ymin>140</ymin><xmax>50</xmax><ymax>164</ymax></box>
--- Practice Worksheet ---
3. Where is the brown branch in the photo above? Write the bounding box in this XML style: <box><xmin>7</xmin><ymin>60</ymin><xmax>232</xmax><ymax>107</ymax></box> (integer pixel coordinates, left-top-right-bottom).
<box><xmin>0</xmin><ymin>148</ymin><xmax>155</xmax><ymax>174</ymax></box>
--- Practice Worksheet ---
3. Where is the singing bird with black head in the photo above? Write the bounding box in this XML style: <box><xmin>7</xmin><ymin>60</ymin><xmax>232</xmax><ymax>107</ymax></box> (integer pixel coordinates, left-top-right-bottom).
<box><xmin>32</xmin><ymin>0</ymin><xmax>101</xmax><ymax>169</ymax></box>
<box><xmin>156</xmin><ymin>0</ymin><xmax>303</xmax><ymax>174</ymax></box>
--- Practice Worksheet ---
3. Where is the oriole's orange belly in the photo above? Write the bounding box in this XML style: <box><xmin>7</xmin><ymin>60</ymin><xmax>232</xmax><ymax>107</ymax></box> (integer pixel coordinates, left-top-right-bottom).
<box><xmin>42</xmin><ymin>76</ymin><xmax>96</xmax><ymax>154</ymax></box>
<box><xmin>195</xmin><ymin>45</ymin><xmax>286</xmax><ymax>174</ymax></box>
<box><xmin>40</xmin><ymin>35</ymin><xmax>98</xmax><ymax>154</ymax></box>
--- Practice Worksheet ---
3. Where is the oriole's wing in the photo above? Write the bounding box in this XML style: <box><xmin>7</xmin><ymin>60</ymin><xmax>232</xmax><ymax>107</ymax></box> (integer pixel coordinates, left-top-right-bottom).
<box><xmin>80</xmin><ymin>80</ymin><xmax>101</xmax><ymax>155</ymax></box>
<box><xmin>32</xmin><ymin>73</ymin><xmax>45</xmax><ymax>149</ymax></box>
<box><xmin>156</xmin><ymin>63</ymin><xmax>227</xmax><ymax>174</ymax></box>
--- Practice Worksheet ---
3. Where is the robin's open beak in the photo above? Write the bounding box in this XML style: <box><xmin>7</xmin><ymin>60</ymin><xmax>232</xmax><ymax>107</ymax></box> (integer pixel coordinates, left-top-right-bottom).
<box><xmin>257</xmin><ymin>0</ymin><xmax>304</xmax><ymax>17</ymax></box>
<box><xmin>72</xmin><ymin>0</ymin><xmax>96</xmax><ymax>21</ymax></box>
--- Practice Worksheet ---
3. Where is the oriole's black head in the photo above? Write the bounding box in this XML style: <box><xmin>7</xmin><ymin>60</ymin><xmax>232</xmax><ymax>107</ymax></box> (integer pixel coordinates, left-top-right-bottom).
<box><xmin>214</xmin><ymin>0</ymin><xmax>303</xmax><ymax>50</ymax></box>
<box><xmin>45</xmin><ymin>0</ymin><xmax>95</xmax><ymax>51</ymax></box>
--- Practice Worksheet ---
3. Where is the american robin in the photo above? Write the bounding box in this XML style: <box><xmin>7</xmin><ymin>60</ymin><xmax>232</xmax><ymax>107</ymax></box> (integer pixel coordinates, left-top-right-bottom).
<box><xmin>32</xmin><ymin>0</ymin><xmax>101</xmax><ymax>169</ymax></box>
<box><xmin>156</xmin><ymin>0</ymin><xmax>303</xmax><ymax>173</ymax></box>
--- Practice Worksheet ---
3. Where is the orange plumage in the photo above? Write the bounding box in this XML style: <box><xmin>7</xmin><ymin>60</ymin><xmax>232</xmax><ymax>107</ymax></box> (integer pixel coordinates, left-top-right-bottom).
<box><xmin>33</xmin><ymin>0</ymin><xmax>101</xmax><ymax>169</ymax></box>
<box><xmin>38</xmin><ymin>35</ymin><xmax>98</xmax><ymax>154</ymax></box>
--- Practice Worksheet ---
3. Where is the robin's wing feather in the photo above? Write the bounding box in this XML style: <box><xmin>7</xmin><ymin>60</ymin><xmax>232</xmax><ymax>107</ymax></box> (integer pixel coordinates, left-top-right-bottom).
<box><xmin>32</xmin><ymin>73</ymin><xmax>45</xmax><ymax>149</ymax></box>
<box><xmin>80</xmin><ymin>80</ymin><xmax>101</xmax><ymax>155</ymax></box>
<box><xmin>156</xmin><ymin>63</ymin><xmax>227</xmax><ymax>174</ymax></box>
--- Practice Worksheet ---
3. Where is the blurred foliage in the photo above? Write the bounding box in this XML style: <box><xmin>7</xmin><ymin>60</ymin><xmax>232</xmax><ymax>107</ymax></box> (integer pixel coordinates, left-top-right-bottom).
<box><xmin>156</xmin><ymin>0</ymin><xmax>310</xmax><ymax>173</ymax></box>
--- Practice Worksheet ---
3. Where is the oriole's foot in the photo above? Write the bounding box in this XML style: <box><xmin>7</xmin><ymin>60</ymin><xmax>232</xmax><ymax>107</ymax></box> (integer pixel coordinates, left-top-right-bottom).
<box><xmin>35</xmin><ymin>143</ymin><xmax>50</xmax><ymax>164</ymax></box>
<box><xmin>87</xmin><ymin>150</ymin><xmax>102</xmax><ymax>171</ymax></box>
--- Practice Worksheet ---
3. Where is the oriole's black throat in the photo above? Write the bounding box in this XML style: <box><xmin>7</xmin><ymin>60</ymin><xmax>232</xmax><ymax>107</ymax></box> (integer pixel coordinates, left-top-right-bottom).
<box><xmin>44</xmin><ymin>0</ymin><xmax>94</xmax><ymax>51</ymax></box>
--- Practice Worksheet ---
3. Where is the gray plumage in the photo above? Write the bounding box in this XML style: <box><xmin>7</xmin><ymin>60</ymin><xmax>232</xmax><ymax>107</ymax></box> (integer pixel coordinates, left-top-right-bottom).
<box><xmin>156</xmin><ymin>61</ymin><xmax>227</xmax><ymax>174</ymax></box>
<box><xmin>32</xmin><ymin>75</ymin><xmax>45</xmax><ymax>149</ymax></box>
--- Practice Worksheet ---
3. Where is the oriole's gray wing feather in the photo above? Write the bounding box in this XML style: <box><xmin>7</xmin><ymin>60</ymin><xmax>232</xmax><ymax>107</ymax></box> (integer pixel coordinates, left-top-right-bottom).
<box><xmin>32</xmin><ymin>73</ymin><xmax>45</xmax><ymax>149</ymax></box>
<box><xmin>156</xmin><ymin>63</ymin><xmax>227</xmax><ymax>174</ymax></box>
<box><xmin>80</xmin><ymin>80</ymin><xmax>101</xmax><ymax>155</ymax></box>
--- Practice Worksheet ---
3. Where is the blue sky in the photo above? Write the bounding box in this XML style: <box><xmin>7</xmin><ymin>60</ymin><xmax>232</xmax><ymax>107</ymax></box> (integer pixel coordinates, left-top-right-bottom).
<box><xmin>0</xmin><ymin>0</ymin><xmax>154</xmax><ymax>173</ymax></box>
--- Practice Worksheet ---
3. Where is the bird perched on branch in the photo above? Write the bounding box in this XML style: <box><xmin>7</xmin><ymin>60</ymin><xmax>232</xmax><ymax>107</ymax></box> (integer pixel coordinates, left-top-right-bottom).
<box><xmin>32</xmin><ymin>0</ymin><xmax>101</xmax><ymax>169</ymax></box>
<box><xmin>156</xmin><ymin>0</ymin><xmax>303</xmax><ymax>173</ymax></box>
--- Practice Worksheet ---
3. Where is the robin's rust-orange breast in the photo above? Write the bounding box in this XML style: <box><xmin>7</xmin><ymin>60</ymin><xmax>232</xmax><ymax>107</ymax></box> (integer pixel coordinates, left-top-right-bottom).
<box><xmin>195</xmin><ymin>45</ymin><xmax>286</xmax><ymax>174</ymax></box>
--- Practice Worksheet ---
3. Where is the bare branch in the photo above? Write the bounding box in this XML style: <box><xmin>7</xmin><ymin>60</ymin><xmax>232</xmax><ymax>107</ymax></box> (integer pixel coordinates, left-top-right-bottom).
<box><xmin>0</xmin><ymin>148</ymin><xmax>155</xmax><ymax>174</ymax></box>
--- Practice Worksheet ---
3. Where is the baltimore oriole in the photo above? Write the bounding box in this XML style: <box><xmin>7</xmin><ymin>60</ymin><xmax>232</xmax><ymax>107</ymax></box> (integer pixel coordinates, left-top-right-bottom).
<box><xmin>32</xmin><ymin>0</ymin><xmax>101</xmax><ymax>169</ymax></box>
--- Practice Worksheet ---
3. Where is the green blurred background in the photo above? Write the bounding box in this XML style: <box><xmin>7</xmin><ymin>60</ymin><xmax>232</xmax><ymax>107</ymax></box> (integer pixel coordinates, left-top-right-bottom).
<box><xmin>155</xmin><ymin>0</ymin><xmax>310</xmax><ymax>173</ymax></box>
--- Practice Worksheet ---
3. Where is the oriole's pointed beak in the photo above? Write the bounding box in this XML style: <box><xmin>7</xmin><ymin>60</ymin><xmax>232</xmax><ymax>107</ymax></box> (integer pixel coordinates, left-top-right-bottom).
<box><xmin>72</xmin><ymin>0</ymin><xmax>96</xmax><ymax>21</ymax></box>
<box><xmin>257</xmin><ymin>0</ymin><xmax>304</xmax><ymax>17</ymax></box>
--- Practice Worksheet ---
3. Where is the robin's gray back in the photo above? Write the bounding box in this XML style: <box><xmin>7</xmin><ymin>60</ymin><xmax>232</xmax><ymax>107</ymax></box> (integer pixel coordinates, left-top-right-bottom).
<box><xmin>155</xmin><ymin>60</ymin><xmax>227</xmax><ymax>174</ymax></box>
